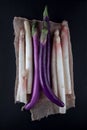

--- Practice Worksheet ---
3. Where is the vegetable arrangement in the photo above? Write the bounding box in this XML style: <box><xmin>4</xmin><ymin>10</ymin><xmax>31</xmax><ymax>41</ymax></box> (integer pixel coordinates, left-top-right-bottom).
<box><xmin>13</xmin><ymin>6</ymin><xmax>75</xmax><ymax>120</ymax></box>
<box><xmin>39</xmin><ymin>7</ymin><xmax>64</xmax><ymax>107</ymax></box>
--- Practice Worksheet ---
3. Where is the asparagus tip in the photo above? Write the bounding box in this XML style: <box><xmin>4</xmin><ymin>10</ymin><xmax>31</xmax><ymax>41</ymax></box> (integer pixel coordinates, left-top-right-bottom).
<box><xmin>40</xmin><ymin>28</ymin><xmax>48</xmax><ymax>44</ymax></box>
<box><xmin>32</xmin><ymin>20</ymin><xmax>37</xmax><ymax>36</ymax></box>
<box><xmin>43</xmin><ymin>5</ymin><xmax>48</xmax><ymax>18</ymax></box>
<box><xmin>54</xmin><ymin>30</ymin><xmax>59</xmax><ymax>37</ymax></box>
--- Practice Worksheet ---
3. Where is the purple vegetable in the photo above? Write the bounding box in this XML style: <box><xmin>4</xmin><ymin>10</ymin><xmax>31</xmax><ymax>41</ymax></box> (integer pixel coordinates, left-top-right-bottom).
<box><xmin>43</xmin><ymin>6</ymin><xmax>51</xmax><ymax>85</ymax></box>
<box><xmin>40</xmin><ymin>22</ymin><xmax>49</xmax><ymax>87</ymax></box>
<box><xmin>24</xmin><ymin>21</ymin><xmax>40</xmax><ymax>110</ymax></box>
<box><xmin>39</xmin><ymin>22</ymin><xmax>64</xmax><ymax>107</ymax></box>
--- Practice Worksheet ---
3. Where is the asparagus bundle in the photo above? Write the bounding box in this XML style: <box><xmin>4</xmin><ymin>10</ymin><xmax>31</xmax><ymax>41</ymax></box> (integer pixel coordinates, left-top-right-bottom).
<box><xmin>13</xmin><ymin>7</ymin><xmax>75</xmax><ymax>121</ymax></box>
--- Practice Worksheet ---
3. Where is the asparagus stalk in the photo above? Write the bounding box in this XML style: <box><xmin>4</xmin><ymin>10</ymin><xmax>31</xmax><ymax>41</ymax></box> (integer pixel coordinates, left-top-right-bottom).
<box><xmin>24</xmin><ymin>21</ymin><xmax>40</xmax><ymax>110</ymax></box>
<box><xmin>61</xmin><ymin>25</ymin><xmax>72</xmax><ymax>94</ymax></box>
<box><xmin>55</xmin><ymin>30</ymin><xmax>66</xmax><ymax>113</ymax></box>
<box><xmin>43</xmin><ymin>6</ymin><xmax>51</xmax><ymax>85</ymax></box>
<box><xmin>51</xmin><ymin>31</ymin><xmax>58</xmax><ymax>96</ymax></box>
<box><xmin>39</xmin><ymin>26</ymin><xmax>64</xmax><ymax>107</ymax></box>
<box><xmin>16</xmin><ymin>29</ymin><xmax>27</xmax><ymax>103</ymax></box>
<box><xmin>24</xmin><ymin>20</ymin><xmax>33</xmax><ymax>94</ymax></box>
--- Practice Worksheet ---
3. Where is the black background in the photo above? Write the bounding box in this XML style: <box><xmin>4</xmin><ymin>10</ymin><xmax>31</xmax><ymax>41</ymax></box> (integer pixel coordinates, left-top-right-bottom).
<box><xmin>0</xmin><ymin>0</ymin><xmax>87</xmax><ymax>129</ymax></box>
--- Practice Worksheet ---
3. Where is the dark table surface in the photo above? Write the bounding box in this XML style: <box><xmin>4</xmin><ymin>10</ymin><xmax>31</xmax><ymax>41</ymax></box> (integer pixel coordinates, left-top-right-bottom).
<box><xmin>0</xmin><ymin>0</ymin><xmax>87</xmax><ymax>129</ymax></box>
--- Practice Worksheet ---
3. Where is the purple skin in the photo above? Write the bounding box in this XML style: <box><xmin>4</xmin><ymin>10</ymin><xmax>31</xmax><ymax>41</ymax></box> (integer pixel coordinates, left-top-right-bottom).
<box><xmin>43</xmin><ymin>7</ymin><xmax>51</xmax><ymax>86</ymax></box>
<box><xmin>24</xmin><ymin>7</ymin><xmax>64</xmax><ymax>110</ymax></box>
<box><xmin>39</xmin><ymin>41</ymin><xmax>64</xmax><ymax>107</ymax></box>
<box><xmin>43</xmin><ymin>37</ymin><xmax>49</xmax><ymax>87</ymax></box>
<box><xmin>38</xmin><ymin>6</ymin><xmax>64</xmax><ymax>107</ymax></box>
<box><xmin>46</xmin><ymin>17</ymin><xmax>51</xmax><ymax>86</ymax></box>
<box><xmin>24</xmin><ymin>23</ymin><xmax>40</xmax><ymax>110</ymax></box>
<box><xmin>39</xmin><ymin>24</ymin><xmax>64</xmax><ymax>107</ymax></box>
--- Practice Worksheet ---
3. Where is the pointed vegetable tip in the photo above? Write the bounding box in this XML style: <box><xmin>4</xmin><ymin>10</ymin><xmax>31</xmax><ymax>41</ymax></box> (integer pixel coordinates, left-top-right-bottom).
<box><xmin>40</xmin><ymin>27</ymin><xmax>48</xmax><ymax>44</ymax></box>
<box><xmin>43</xmin><ymin>5</ymin><xmax>48</xmax><ymax>18</ymax></box>
<box><xmin>32</xmin><ymin>20</ymin><xmax>37</xmax><ymax>36</ymax></box>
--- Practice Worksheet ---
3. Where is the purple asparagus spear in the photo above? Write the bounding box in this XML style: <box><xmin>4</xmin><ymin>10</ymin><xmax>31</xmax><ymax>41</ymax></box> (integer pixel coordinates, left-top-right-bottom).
<box><xmin>24</xmin><ymin>21</ymin><xmax>40</xmax><ymax>110</ymax></box>
<box><xmin>39</xmin><ymin>23</ymin><xmax>64</xmax><ymax>107</ymax></box>
<box><xmin>43</xmin><ymin>6</ymin><xmax>51</xmax><ymax>86</ymax></box>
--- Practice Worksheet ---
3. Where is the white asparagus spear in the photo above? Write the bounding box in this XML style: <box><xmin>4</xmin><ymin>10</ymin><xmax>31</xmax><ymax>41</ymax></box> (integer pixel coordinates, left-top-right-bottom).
<box><xmin>61</xmin><ymin>25</ymin><xmax>72</xmax><ymax>94</ymax></box>
<box><xmin>16</xmin><ymin>29</ymin><xmax>27</xmax><ymax>103</ymax></box>
<box><xmin>55</xmin><ymin>30</ymin><xmax>66</xmax><ymax>113</ymax></box>
<box><xmin>64</xmin><ymin>21</ymin><xmax>75</xmax><ymax>99</ymax></box>
<box><xmin>24</xmin><ymin>20</ymin><xmax>33</xmax><ymax>94</ymax></box>
<box><xmin>67</xmin><ymin>24</ymin><xmax>74</xmax><ymax>95</ymax></box>
<box><xmin>51</xmin><ymin>31</ymin><xmax>58</xmax><ymax>97</ymax></box>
